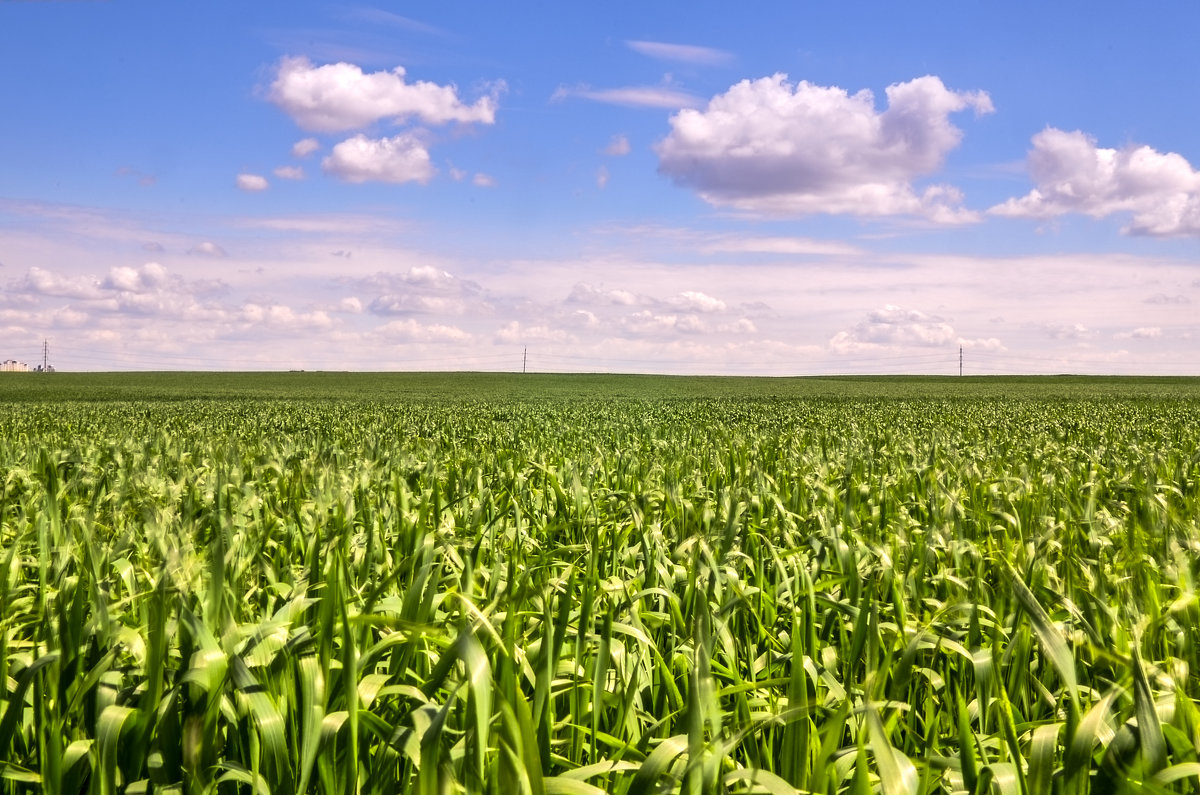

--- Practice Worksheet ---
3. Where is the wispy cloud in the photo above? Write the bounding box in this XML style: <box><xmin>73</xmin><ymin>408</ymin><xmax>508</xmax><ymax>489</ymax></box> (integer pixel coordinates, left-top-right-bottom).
<box><xmin>552</xmin><ymin>84</ymin><xmax>702</xmax><ymax>109</ymax></box>
<box><xmin>626</xmin><ymin>40</ymin><xmax>733</xmax><ymax>66</ymax></box>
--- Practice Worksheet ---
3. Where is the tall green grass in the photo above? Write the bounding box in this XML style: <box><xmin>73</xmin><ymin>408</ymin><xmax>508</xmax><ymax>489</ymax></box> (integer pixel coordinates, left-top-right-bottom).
<box><xmin>2</xmin><ymin>393</ymin><xmax>1199</xmax><ymax>793</ymax></box>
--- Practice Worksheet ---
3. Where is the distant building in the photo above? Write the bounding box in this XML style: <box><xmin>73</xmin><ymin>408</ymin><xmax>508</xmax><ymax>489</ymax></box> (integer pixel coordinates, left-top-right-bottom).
<box><xmin>1</xmin><ymin>359</ymin><xmax>30</xmax><ymax>372</ymax></box>
<box><xmin>34</xmin><ymin>364</ymin><xmax>55</xmax><ymax>373</ymax></box>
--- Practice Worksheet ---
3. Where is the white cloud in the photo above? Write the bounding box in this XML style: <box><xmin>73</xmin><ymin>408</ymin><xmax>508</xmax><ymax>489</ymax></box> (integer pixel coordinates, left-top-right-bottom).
<box><xmin>359</xmin><ymin>266</ymin><xmax>483</xmax><ymax>318</ymax></box>
<box><xmin>236</xmin><ymin>173</ymin><xmax>269</xmax><ymax>192</ymax></box>
<box><xmin>552</xmin><ymin>84</ymin><xmax>702</xmax><ymax>109</ymax></box>
<box><xmin>720</xmin><ymin>317</ymin><xmax>757</xmax><ymax>334</ymax></box>
<box><xmin>369</xmin><ymin>294</ymin><xmax>466</xmax><ymax>315</ymax></box>
<box><xmin>234</xmin><ymin>214</ymin><xmax>394</xmax><ymax>234</ymax></box>
<box><xmin>596</xmin><ymin>166</ymin><xmax>609</xmax><ymax>189</ymax></box>
<box><xmin>399</xmin><ymin>265</ymin><xmax>457</xmax><ymax>288</ymax></box>
<box><xmin>668</xmin><ymin>290</ymin><xmax>726</xmax><ymax>313</ymax></box>
<box><xmin>990</xmin><ymin>128</ymin><xmax>1200</xmax><ymax>236</ymax></box>
<box><xmin>274</xmin><ymin>165</ymin><xmax>305</xmax><ymax>180</ymax></box>
<box><xmin>12</xmin><ymin>266</ymin><xmax>102</xmax><ymax>299</ymax></box>
<box><xmin>604</xmin><ymin>134</ymin><xmax>631</xmax><ymax>156</ymax></box>
<box><xmin>188</xmin><ymin>241</ymin><xmax>228</xmax><ymax>257</ymax></box>
<box><xmin>621</xmin><ymin>310</ymin><xmax>705</xmax><ymax>337</ymax></box>
<box><xmin>473</xmin><ymin>172</ymin><xmax>496</xmax><ymax>187</ymax></box>
<box><xmin>626</xmin><ymin>40</ymin><xmax>733</xmax><ymax>66</ymax></box>
<box><xmin>1043</xmin><ymin>322</ymin><xmax>1093</xmax><ymax>340</ymax></box>
<box><xmin>102</xmin><ymin>262</ymin><xmax>167</xmax><ymax>293</ymax></box>
<box><xmin>1115</xmin><ymin>326</ymin><xmax>1162</xmax><ymax>340</ymax></box>
<box><xmin>655</xmin><ymin>74</ymin><xmax>992</xmax><ymax>221</ymax></box>
<box><xmin>241</xmin><ymin>303</ymin><xmax>332</xmax><ymax>331</ymax></box>
<box><xmin>569</xmin><ymin>309</ymin><xmax>599</xmax><ymax>328</ymax></box>
<box><xmin>322</xmin><ymin>134</ymin><xmax>435</xmax><ymax>184</ymax></box>
<box><xmin>958</xmin><ymin>337</ymin><xmax>1006</xmax><ymax>351</ymax></box>
<box><xmin>830</xmin><ymin>305</ymin><xmax>959</xmax><ymax>352</ymax></box>
<box><xmin>700</xmin><ymin>235</ymin><xmax>860</xmax><ymax>257</ymax></box>
<box><xmin>269</xmin><ymin>56</ymin><xmax>499</xmax><ymax>132</ymax></box>
<box><xmin>567</xmin><ymin>283</ymin><xmax>639</xmax><ymax>306</ymax></box>
<box><xmin>376</xmin><ymin>317</ymin><xmax>471</xmax><ymax>343</ymax></box>
<box><xmin>292</xmin><ymin>138</ymin><xmax>320</xmax><ymax>158</ymax></box>
<box><xmin>337</xmin><ymin>296</ymin><xmax>363</xmax><ymax>313</ymax></box>
<box><xmin>494</xmin><ymin>320</ymin><xmax>575</xmax><ymax>344</ymax></box>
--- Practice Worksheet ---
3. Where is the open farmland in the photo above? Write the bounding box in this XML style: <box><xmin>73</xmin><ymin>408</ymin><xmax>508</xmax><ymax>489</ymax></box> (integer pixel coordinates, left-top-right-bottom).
<box><xmin>2</xmin><ymin>374</ymin><xmax>1200</xmax><ymax>794</ymax></box>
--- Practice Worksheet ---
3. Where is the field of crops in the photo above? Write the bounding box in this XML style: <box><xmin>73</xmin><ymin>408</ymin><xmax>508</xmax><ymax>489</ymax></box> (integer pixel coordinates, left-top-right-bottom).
<box><xmin>3</xmin><ymin>373</ymin><xmax>1200</xmax><ymax>794</ymax></box>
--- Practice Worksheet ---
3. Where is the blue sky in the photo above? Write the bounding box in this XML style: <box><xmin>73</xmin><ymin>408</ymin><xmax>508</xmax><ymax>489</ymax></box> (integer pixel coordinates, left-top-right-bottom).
<box><xmin>2</xmin><ymin>1</ymin><xmax>1199</xmax><ymax>374</ymax></box>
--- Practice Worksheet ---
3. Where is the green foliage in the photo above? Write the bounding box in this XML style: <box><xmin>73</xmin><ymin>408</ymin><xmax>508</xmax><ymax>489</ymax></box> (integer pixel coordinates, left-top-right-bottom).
<box><xmin>2</xmin><ymin>375</ymin><xmax>1200</xmax><ymax>793</ymax></box>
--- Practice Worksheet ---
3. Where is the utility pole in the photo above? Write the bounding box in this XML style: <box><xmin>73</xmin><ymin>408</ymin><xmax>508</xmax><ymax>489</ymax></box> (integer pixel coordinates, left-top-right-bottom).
<box><xmin>523</xmin><ymin>346</ymin><xmax>527</xmax><ymax>374</ymax></box>
<box><xmin>959</xmin><ymin>345</ymin><xmax>963</xmax><ymax>377</ymax></box>
<box><xmin>42</xmin><ymin>339</ymin><xmax>49</xmax><ymax>372</ymax></box>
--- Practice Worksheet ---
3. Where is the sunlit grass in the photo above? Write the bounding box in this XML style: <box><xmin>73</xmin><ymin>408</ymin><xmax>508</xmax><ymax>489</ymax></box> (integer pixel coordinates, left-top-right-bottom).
<box><xmin>2</xmin><ymin>382</ymin><xmax>1200</xmax><ymax>793</ymax></box>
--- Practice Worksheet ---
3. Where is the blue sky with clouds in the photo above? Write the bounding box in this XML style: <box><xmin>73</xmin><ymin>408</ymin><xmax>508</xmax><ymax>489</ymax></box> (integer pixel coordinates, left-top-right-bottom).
<box><xmin>2</xmin><ymin>1</ymin><xmax>1198</xmax><ymax>374</ymax></box>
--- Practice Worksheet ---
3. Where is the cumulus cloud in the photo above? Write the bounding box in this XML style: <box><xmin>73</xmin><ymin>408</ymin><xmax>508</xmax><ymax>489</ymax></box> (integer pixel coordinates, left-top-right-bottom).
<box><xmin>241</xmin><ymin>303</ymin><xmax>332</xmax><ymax>330</ymax></box>
<box><xmin>369</xmin><ymin>294</ymin><xmax>466</xmax><ymax>315</ymax></box>
<box><xmin>567</xmin><ymin>283</ymin><xmax>639</xmax><ymax>306</ymax></box>
<box><xmin>990</xmin><ymin>128</ymin><xmax>1200</xmax><ymax>236</ymax></box>
<box><xmin>102</xmin><ymin>262</ymin><xmax>168</xmax><ymax>293</ymax></box>
<box><xmin>596</xmin><ymin>166</ymin><xmax>609</xmax><ymax>189</ymax></box>
<box><xmin>11</xmin><ymin>267</ymin><xmax>102</xmax><ymax>299</ymax></box>
<box><xmin>322</xmin><ymin>133</ymin><xmax>435</xmax><ymax>184</ymax></box>
<box><xmin>397</xmin><ymin>265</ymin><xmax>458</xmax><ymax>288</ymax></box>
<box><xmin>655</xmin><ymin>74</ymin><xmax>992</xmax><ymax>221</ymax></box>
<box><xmin>604</xmin><ymin>134</ymin><xmax>631</xmax><ymax>156</ymax></box>
<box><xmin>269</xmin><ymin>56</ymin><xmax>499</xmax><ymax>132</ymax></box>
<box><xmin>7</xmin><ymin>262</ymin><xmax>231</xmax><ymax>328</ymax></box>
<box><xmin>274</xmin><ymin>165</ymin><xmax>305</xmax><ymax>180</ymax></box>
<box><xmin>622</xmin><ymin>310</ymin><xmax>705</xmax><ymax>337</ymax></box>
<box><xmin>626</xmin><ymin>40</ymin><xmax>733</xmax><ymax>66</ymax></box>
<box><xmin>472</xmin><ymin>172</ymin><xmax>496</xmax><ymax>187</ymax></box>
<box><xmin>236</xmin><ymin>173</ymin><xmax>269</xmax><ymax>192</ymax></box>
<box><xmin>1043</xmin><ymin>322</ymin><xmax>1093</xmax><ymax>340</ymax></box>
<box><xmin>292</xmin><ymin>138</ymin><xmax>320</xmax><ymax>158</ymax></box>
<box><xmin>552</xmin><ymin>84</ymin><xmax>702</xmax><ymax>109</ymax></box>
<box><xmin>667</xmin><ymin>291</ymin><xmax>726</xmax><ymax>313</ymax></box>
<box><xmin>359</xmin><ymin>266</ymin><xmax>484</xmax><ymax>317</ymax></box>
<box><xmin>830</xmin><ymin>305</ymin><xmax>959</xmax><ymax>352</ymax></box>
<box><xmin>188</xmin><ymin>241</ymin><xmax>228</xmax><ymax>257</ymax></box>
<box><xmin>376</xmin><ymin>318</ymin><xmax>471</xmax><ymax>343</ymax></box>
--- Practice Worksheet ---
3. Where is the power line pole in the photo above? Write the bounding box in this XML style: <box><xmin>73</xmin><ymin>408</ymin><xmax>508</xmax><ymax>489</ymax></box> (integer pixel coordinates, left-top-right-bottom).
<box><xmin>42</xmin><ymin>339</ymin><xmax>49</xmax><ymax>372</ymax></box>
<box><xmin>959</xmin><ymin>345</ymin><xmax>963</xmax><ymax>377</ymax></box>
<box><xmin>523</xmin><ymin>346</ymin><xmax>527</xmax><ymax>374</ymax></box>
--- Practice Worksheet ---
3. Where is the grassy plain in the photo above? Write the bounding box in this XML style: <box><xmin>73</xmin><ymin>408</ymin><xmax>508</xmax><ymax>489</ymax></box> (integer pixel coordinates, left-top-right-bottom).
<box><xmin>2</xmin><ymin>373</ymin><xmax>1200</xmax><ymax>793</ymax></box>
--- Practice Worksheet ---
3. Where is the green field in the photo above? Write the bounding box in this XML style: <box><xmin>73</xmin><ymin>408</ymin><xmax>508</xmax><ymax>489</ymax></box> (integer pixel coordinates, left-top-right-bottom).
<box><xmin>3</xmin><ymin>373</ymin><xmax>1200</xmax><ymax>794</ymax></box>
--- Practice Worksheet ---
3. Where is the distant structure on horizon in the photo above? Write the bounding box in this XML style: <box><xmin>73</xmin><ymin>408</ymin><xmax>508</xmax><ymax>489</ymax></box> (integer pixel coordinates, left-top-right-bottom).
<box><xmin>1</xmin><ymin>359</ymin><xmax>30</xmax><ymax>372</ymax></box>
